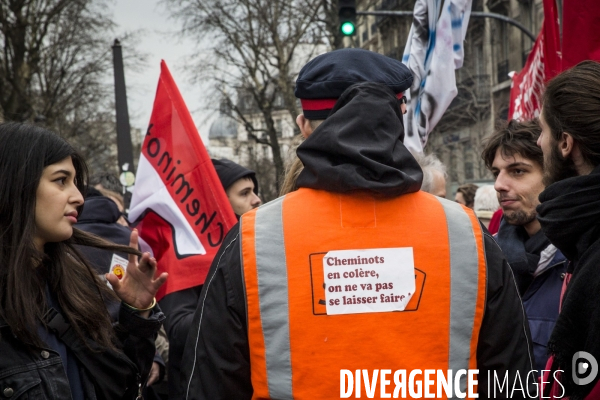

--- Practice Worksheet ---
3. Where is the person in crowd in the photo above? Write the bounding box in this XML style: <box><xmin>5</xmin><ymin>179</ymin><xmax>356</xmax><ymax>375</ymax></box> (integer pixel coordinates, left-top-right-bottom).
<box><xmin>482</xmin><ymin>119</ymin><xmax>567</xmax><ymax>375</ymax></box>
<box><xmin>75</xmin><ymin>186</ymin><xmax>167</xmax><ymax>395</ymax></box>
<box><xmin>89</xmin><ymin>171</ymin><xmax>135</xmax><ymax>212</ymax></box>
<box><xmin>90</xmin><ymin>171</ymin><xmax>124</xmax><ymax>193</ymax></box>
<box><xmin>211</xmin><ymin>158</ymin><xmax>262</xmax><ymax>216</ymax></box>
<box><xmin>536</xmin><ymin>60</ymin><xmax>600</xmax><ymax>398</ymax></box>
<box><xmin>96</xmin><ymin>186</ymin><xmax>129</xmax><ymax>226</ymax></box>
<box><xmin>454</xmin><ymin>183</ymin><xmax>478</xmax><ymax>208</ymax></box>
<box><xmin>487</xmin><ymin>208</ymin><xmax>503</xmax><ymax>235</ymax></box>
<box><xmin>180</xmin><ymin>48</ymin><xmax>532</xmax><ymax>399</ymax></box>
<box><xmin>473</xmin><ymin>185</ymin><xmax>499</xmax><ymax>228</ymax></box>
<box><xmin>0</xmin><ymin>122</ymin><xmax>167</xmax><ymax>399</ymax></box>
<box><xmin>412</xmin><ymin>151</ymin><xmax>448</xmax><ymax>197</ymax></box>
<box><xmin>76</xmin><ymin>187</ymin><xmax>133</xmax><ymax>275</ymax></box>
<box><xmin>159</xmin><ymin>158</ymin><xmax>261</xmax><ymax>398</ymax></box>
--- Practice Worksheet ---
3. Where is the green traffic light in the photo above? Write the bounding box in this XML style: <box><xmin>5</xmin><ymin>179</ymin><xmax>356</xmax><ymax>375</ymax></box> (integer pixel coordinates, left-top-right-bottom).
<box><xmin>341</xmin><ymin>21</ymin><xmax>356</xmax><ymax>36</ymax></box>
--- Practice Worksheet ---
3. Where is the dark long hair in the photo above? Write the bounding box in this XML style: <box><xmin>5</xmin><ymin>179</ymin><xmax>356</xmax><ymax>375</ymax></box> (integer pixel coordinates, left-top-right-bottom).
<box><xmin>0</xmin><ymin>122</ymin><xmax>140</xmax><ymax>349</ymax></box>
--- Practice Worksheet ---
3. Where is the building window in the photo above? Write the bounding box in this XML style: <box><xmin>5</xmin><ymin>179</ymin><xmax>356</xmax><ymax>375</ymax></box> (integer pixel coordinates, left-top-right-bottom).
<box><xmin>464</xmin><ymin>142</ymin><xmax>474</xmax><ymax>180</ymax></box>
<box><xmin>465</xmin><ymin>162</ymin><xmax>474</xmax><ymax>180</ymax></box>
<box><xmin>274</xmin><ymin>93</ymin><xmax>284</xmax><ymax>108</ymax></box>
<box><xmin>244</xmin><ymin>95</ymin><xmax>254</xmax><ymax>110</ymax></box>
<box><xmin>497</xmin><ymin>59</ymin><xmax>509</xmax><ymax>83</ymax></box>
<box><xmin>495</xmin><ymin>20</ymin><xmax>510</xmax><ymax>83</ymax></box>
<box><xmin>450</xmin><ymin>147</ymin><xmax>459</xmax><ymax>183</ymax></box>
<box><xmin>474</xmin><ymin>44</ymin><xmax>483</xmax><ymax>76</ymax></box>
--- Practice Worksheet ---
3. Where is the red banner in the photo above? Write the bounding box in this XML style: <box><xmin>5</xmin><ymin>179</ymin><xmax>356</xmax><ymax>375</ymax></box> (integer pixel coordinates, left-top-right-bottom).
<box><xmin>562</xmin><ymin>0</ymin><xmax>600</xmax><ymax>71</ymax></box>
<box><xmin>541</xmin><ymin>0</ymin><xmax>561</xmax><ymax>80</ymax></box>
<box><xmin>508</xmin><ymin>33</ymin><xmax>546</xmax><ymax>121</ymax></box>
<box><xmin>509</xmin><ymin>0</ymin><xmax>600</xmax><ymax>120</ymax></box>
<box><xmin>129</xmin><ymin>61</ymin><xmax>237</xmax><ymax>300</ymax></box>
<box><xmin>508</xmin><ymin>0</ymin><xmax>561</xmax><ymax>120</ymax></box>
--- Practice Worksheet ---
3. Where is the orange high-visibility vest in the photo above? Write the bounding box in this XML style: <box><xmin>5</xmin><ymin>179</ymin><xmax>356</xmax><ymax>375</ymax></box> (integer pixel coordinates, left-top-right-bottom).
<box><xmin>241</xmin><ymin>188</ymin><xmax>487</xmax><ymax>400</ymax></box>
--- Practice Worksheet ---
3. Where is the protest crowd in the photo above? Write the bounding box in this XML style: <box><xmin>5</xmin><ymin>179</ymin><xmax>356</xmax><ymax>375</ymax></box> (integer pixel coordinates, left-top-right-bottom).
<box><xmin>2</xmin><ymin>4</ymin><xmax>600</xmax><ymax>400</ymax></box>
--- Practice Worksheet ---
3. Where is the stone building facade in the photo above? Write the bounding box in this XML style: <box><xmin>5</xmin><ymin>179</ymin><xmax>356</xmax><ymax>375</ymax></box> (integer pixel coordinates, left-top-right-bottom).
<box><xmin>208</xmin><ymin>100</ymin><xmax>297</xmax><ymax>165</ymax></box>
<box><xmin>207</xmin><ymin>43</ymin><xmax>327</xmax><ymax>201</ymax></box>
<box><xmin>208</xmin><ymin>99</ymin><xmax>299</xmax><ymax>201</ymax></box>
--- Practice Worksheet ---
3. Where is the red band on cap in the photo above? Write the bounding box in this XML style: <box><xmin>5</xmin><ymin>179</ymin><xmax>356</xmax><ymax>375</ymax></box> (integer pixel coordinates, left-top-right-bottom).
<box><xmin>300</xmin><ymin>98</ymin><xmax>338</xmax><ymax>111</ymax></box>
<box><xmin>301</xmin><ymin>92</ymin><xmax>405</xmax><ymax>111</ymax></box>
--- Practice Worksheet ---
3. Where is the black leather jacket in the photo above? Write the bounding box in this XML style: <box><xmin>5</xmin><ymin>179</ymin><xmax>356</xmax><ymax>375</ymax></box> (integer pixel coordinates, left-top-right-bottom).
<box><xmin>0</xmin><ymin>303</ymin><xmax>164</xmax><ymax>399</ymax></box>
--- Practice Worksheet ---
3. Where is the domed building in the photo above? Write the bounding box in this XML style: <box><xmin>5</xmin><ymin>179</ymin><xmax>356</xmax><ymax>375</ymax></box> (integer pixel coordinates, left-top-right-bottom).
<box><xmin>208</xmin><ymin>102</ymin><xmax>241</xmax><ymax>162</ymax></box>
<box><xmin>209</xmin><ymin>103</ymin><xmax>238</xmax><ymax>140</ymax></box>
<box><xmin>206</xmin><ymin>93</ymin><xmax>299</xmax><ymax>201</ymax></box>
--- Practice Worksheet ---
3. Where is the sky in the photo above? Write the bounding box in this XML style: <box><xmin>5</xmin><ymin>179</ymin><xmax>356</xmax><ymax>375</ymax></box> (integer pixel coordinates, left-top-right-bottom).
<box><xmin>111</xmin><ymin>0</ymin><xmax>212</xmax><ymax>143</ymax></box>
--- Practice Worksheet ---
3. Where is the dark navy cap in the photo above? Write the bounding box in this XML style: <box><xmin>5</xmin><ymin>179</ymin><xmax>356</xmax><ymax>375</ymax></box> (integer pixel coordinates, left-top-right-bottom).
<box><xmin>295</xmin><ymin>48</ymin><xmax>413</xmax><ymax>120</ymax></box>
<box><xmin>211</xmin><ymin>158</ymin><xmax>259</xmax><ymax>195</ymax></box>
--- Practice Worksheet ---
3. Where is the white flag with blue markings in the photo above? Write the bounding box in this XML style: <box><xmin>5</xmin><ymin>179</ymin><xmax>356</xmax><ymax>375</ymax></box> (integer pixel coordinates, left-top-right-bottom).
<box><xmin>402</xmin><ymin>0</ymin><xmax>472</xmax><ymax>153</ymax></box>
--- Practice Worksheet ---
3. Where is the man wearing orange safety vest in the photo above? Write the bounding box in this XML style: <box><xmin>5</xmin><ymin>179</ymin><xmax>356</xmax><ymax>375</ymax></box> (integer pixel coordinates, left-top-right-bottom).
<box><xmin>180</xmin><ymin>49</ymin><xmax>534</xmax><ymax>399</ymax></box>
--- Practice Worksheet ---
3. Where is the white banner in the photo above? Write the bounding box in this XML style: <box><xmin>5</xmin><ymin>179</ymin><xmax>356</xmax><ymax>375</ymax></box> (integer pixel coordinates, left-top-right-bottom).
<box><xmin>402</xmin><ymin>0</ymin><xmax>472</xmax><ymax>153</ymax></box>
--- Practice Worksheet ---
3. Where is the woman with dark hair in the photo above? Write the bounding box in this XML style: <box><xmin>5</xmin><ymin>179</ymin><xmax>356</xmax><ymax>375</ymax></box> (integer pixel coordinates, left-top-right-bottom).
<box><xmin>0</xmin><ymin>122</ymin><xmax>168</xmax><ymax>399</ymax></box>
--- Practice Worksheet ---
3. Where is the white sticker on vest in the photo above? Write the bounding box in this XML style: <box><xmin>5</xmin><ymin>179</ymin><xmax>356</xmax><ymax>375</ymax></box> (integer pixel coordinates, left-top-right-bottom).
<box><xmin>323</xmin><ymin>247</ymin><xmax>415</xmax><ymax>315</ymax></box>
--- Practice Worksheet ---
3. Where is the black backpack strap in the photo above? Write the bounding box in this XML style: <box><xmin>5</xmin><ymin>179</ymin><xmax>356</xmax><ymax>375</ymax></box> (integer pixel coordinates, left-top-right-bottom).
<box><xmin>43</xmin><ymin>308</ymin><xmax>71</xmax><ymax>338</ymax></box>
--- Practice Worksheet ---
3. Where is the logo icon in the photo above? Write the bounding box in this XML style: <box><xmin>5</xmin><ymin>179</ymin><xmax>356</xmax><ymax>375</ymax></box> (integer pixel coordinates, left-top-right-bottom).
<box><xmin>113</xmin><ymin>265</ymin><xmax>125</xmax><ymax>280</ymax></box>
<box><xmin>572</xmin><ymin>351</ymin><xmax>598</xmax><ymax>386</ymax></box>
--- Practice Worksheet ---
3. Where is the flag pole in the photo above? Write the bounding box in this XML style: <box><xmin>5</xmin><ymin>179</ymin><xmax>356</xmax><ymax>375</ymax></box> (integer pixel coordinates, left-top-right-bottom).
<box><xmin>112</xmin><ymin>39</ymin><xmax>136</xmax><ymax>203</ymax></box>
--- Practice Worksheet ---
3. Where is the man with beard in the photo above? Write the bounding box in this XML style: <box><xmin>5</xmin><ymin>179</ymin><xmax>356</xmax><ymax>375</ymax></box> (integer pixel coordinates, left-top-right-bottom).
<box><xmin>536</xmin><ymin>60</ymin><xmax>600</xmax><ymax>399</ymax></box>
<box><xmin>180</xmin><ymin>49</ymin><xmax>533</xmax><ymax>400</ymax></box>
<box><xmin>482</xmin><ymin>119</ymin><xmax>567</xmax><ymax>376</ymax></box>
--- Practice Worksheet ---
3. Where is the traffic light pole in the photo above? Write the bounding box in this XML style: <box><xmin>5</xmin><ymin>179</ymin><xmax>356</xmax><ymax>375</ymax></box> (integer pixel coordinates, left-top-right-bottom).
<box><xmin>356</xmin><ymin>10</ymin><xmax>536</xmax><ymax>42</ymax></box>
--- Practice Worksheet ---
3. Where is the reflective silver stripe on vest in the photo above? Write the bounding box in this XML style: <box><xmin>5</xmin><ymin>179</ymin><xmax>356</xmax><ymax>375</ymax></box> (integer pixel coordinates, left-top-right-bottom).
<box><xmin>253</xmin><ymin>197</ymin><xmax>293</xmax><ymax>399</ymax></box>
<box><xmin>435</xmin><ymin>197</ymin><xmax>482</xmax><ymax>396</ymax></box>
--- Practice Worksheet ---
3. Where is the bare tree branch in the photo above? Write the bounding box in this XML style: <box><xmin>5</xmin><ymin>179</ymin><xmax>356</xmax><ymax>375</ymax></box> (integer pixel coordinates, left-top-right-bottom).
<box><xmin>0</xmin><ymin>0</ymin><xmax>146</xmax><ymax>174</ymax></box>
<box><xmin>165</xmin><ymin>0</ymin><xmax>337</xmax><ymax>193</ymax></box>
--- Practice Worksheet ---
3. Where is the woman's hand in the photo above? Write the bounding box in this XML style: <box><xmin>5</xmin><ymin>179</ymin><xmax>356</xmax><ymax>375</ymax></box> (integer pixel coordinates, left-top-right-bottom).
<box><xmin>106</xmin><ymin>229</ymin><xmax>168</xmax><ymax>317</ymax></box>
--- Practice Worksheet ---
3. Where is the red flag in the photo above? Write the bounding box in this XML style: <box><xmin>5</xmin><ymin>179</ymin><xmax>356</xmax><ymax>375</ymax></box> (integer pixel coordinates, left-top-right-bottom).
<box><xmin>508</xmin><ymin>0</ymin><xmax>561</xmax><ymax>120</ymax></box>
<box><xmin>129</xmin><ymin>61</ymin><xmax>237</xmax><ymax>300</ymax></box>
<box><xmin>562</xmin><ymin>0</ymin><xmax>600</xmax><ymax>70</ymax></box>
<box><xmin>509</xmin><ymin>0</ymin><xmax>600</xmax><ymax>120</ymax></box>
<box><xmin>508</xmin><ymin>34</ymin><xmax>546</xmax><ymax>120</ymax></box>
<box><xmin>540</xmin><ymin>0</ymin><xmax>561</xmax><ymax>80</ymax></box>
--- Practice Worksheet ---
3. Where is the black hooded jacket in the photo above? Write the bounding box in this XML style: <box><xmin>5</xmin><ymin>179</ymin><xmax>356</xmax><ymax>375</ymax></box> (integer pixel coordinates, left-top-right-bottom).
<box><xmin>537</xmin><ymin>165</ymin><xmax>600</xmax><ymax>399</ymax></box>
<box><xmin>179</xmin><ymin>83</ymin><xmax>533</xmax><ymax>400</ymax></box>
